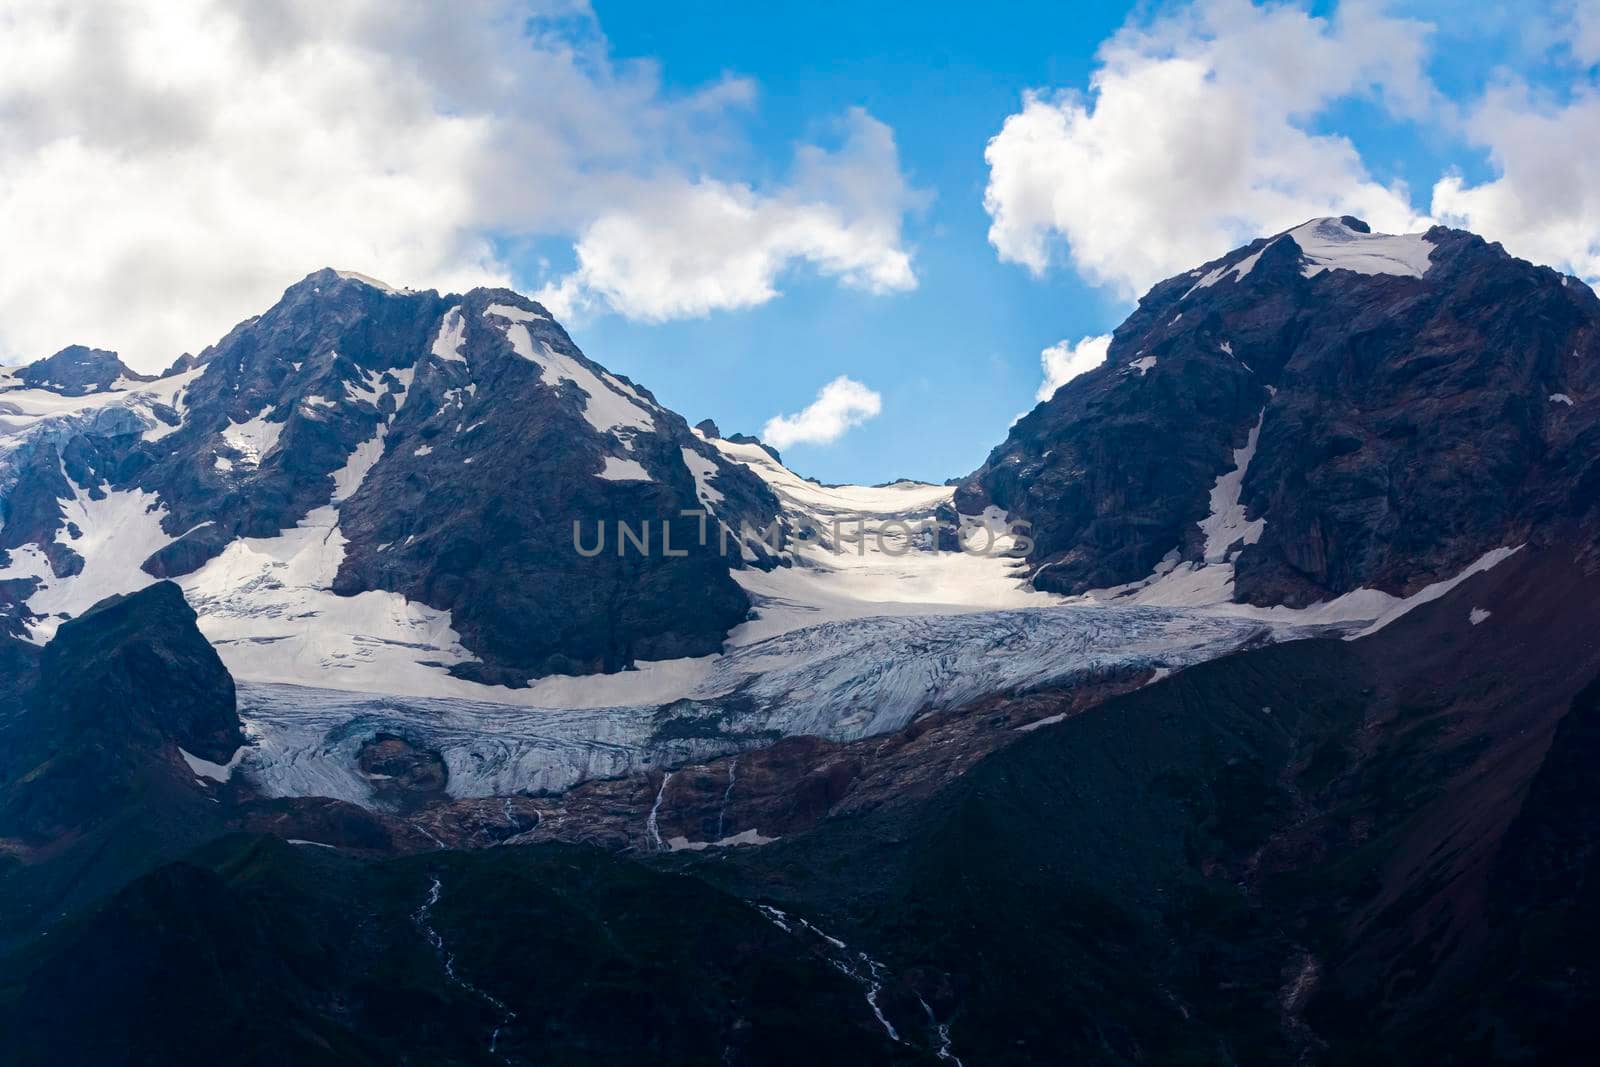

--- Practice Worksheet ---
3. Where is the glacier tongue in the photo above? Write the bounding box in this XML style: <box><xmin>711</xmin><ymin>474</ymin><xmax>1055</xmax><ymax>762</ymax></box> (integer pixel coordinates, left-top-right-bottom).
<box><xmin>235</xmin><ymin>603</ymin><xmax>1302</xmax><ymax>806</ymax></box>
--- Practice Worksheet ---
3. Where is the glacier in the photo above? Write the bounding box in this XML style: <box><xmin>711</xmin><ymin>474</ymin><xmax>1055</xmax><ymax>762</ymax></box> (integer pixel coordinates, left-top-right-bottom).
<box><xmin>236</xmin><ymin>602</ymin><xmax>1316</xmax><ymax>805</ymax></box>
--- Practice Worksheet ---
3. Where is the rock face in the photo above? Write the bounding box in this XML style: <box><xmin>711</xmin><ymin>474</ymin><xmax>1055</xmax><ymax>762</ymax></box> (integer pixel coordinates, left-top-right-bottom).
<box><xmin>34</xmin><ymin>581</ymin><xmax>241</xmax><ymax>761</ymax></box>
<box><xmin>326</xmin><ymin>285</ymin><xmax>778</xmax><ymax>678</ymax></box>
<box><xmin>1</xmin><ymin>270</ymin><xmax>780</xmax><ymax>680</ymax></box>
<box><xmin>0</xmin><ymin>581</ymin><xmax>240</xmax><ymax>842</ymax></box>
<box><xmin>959</xmin><ymin>217</ymin><xmax>1600</xmax><ymax>605</ymax></box>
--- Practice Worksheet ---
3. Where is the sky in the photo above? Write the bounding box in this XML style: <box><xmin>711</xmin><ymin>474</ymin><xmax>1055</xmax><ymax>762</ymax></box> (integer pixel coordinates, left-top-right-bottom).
<box><xmin>2</xmin><ymin>1</ymin><xmax>1598</xmax><ymax>484</ymax></box>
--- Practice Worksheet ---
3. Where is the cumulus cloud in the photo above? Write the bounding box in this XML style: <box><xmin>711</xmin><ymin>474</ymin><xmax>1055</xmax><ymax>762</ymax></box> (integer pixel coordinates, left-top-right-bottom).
<box><xmin>536</xmin><ymin>110</ymin><xmax>918</xmax><ymax>321</ymax></box>
<box><xmin>983</xmin><ymin>0</ymin><xmax>1437</xmax><ymax>297</ymax></box>
<box><xmin>0</xmin><ymin>1</ymin><xmax>918</xmax><ymax>370</ymax></box>
<box><xmin>762</xmin><ymin>376</ymin><xmax>883</xmax><ymax>449</ymax></box>
<box><xmin>1431</xmin><ymin>74</ymin><xmax>1600</xmax><ymax>282</ymax></box>
<box><xmin>1037</xmin><ymin>334</ymin><xmax>1111</xmax><ymax>402</ymax></box>
<box><xmin>1570</xmin><ymin>0</ymin><xmax>1600</xmax><ymax>65</ymax></box>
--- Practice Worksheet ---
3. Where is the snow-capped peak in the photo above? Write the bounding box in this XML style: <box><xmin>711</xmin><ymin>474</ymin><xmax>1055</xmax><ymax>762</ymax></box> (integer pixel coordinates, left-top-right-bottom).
<box><xmin>1286</xmin><ymin>217</ymin><xmax>1437</xmax><ymax>280</ymax></box>
<box><xmin>333</xmin><ymin>270</ymin><xmax>409</xmax><ymax>295</ymax></box>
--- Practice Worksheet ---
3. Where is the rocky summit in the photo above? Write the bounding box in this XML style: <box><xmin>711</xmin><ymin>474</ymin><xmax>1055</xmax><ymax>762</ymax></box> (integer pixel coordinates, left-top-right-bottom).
<box><xmin>4</xmin><ymin>222</ymin><xmax>1600</xmax><ymax>1065</ymax></box>
<box><xmin>959</xmin><ymin>217</ymin><xmax>1600</xmax><ymax>606</ymax></box>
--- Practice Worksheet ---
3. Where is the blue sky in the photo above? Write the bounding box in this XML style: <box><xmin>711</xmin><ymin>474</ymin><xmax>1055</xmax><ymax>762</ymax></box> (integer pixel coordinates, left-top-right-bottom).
<box><xmin>5</xmin><ymin>1</ymin><xmax>1597</xmax><ymax>485</ymax></box>
<box><xmin>542</xmin><ymin>0</ymin><xmax>1595</xmax><ymax>483</ymax></box>
<box><xmin>562</xmin><ymin>1</ymin><xmax>1132</xmax><ymax>484</ymax></box>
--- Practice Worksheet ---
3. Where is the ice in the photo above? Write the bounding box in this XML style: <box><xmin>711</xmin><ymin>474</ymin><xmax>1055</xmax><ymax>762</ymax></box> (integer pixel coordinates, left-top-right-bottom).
<box><xmin>344</xmin><ymin>368</ymin><xmax>384</xmax><ymax>405</ymax></box>
<box><xmin>709</xmin><ymin>436</ymin><xmax>956</xmax><ymax>522</ymax></box>
<box><xmin>234</xmin><ymin>603</ymin><xmax>1287</xmax><ymax>803</ymax></box>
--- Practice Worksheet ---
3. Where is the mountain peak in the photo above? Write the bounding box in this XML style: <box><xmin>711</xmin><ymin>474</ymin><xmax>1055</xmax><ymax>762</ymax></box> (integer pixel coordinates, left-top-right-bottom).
<box><xmin>962</xmin><ymin>215</ymin><xmax>1599</xmax><ymax>607</ymax></box>
<box><xmin>14</xmin><ymin>344</ymin><xmax>151</xmax><ymax>396</ymax></box>
<box><xmin>282</xmin><ymin>268</ymin><xmax>429</xmax><ymax>305</ymax></box>
<box><xmin>1280</xmin><ymin>216</ymin><xmax>1437</xmax><ymax>279</ymax></box>
<box><xmin>330</xmin><ymin>269</ymin><xmax>410</xmax><ymax>294</ymax></box>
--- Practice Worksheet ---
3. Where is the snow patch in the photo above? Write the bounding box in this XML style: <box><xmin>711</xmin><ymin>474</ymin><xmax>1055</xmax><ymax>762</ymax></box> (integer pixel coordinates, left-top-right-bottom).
<box><xmin>680</xmin><ymin>447</ymin><xmax>726</xmax><ymax>508</ymax></box>
<box><xmin>180</xmin><ymin>437</ymin><xmax>474</xmax><ymax>698</ymax></box>
<box><xmin>430</xmin><ymin>307</ymin><xmax>468</xmax><ymax>363</ymax></box>
<box><xmin>0</xmin><ymin>480</ymin><xmax>180</xmax><ymax>643</ymax></box>
<box><xmin>1015</xmin><ymin>713</ymin><xmax>1066</xmax><ymax>733</ymax></box>
<box><xmin>1129</xmin><ymin>356</ymin><xmax>1157</xmax><ymax>375</ymax></box>
<box><xmin>1199</xmin><ymin>410</ymin><xmax>1266</xmax><ymax>563</ymax></box>
<box><xmin>494</xmin><ymin>318</ymin><xmax>658</xmax><ymax>440</ymax></box>
<box><xmin>1184</xmin><ymin>243</ymin><xmax>1272</xmax><ymax>296</ymax></box>
<box><xmin>666</xmin><ymin>828</ymin><xmax>779</xmax><ymax>851</ymax></box>
<box><xmin>485</xmin><ymin>302</ymin><xmax>548</xmax><ymax>323</ymax></box>
<box><xmin>1469</xmin><ymin>607</ymin><xmax>1491</xmax><ymax>625</ymax></box>
<box><xmin>596</xmin><ymin>455</ymin><xmax>652</xmax><ymax>482</ymax></box>
<box><xmin>222</xmin><ymin>407</ymin><xmax>282</xmax><ymax>467</ymax></box>
<box><xmin>1346</xmin><ymin>546</ymin><xmax>1522</xmax><ymax>639</ymax></box>
<box><xmin>1551</xmin><ymin>393</ymin><xmax>1574</xmax><ymax>405</ymax></box>
<box><xmin>180</xmin><ymin>745</ymin><xmax>245</xmax><ymax>783</ymax></box>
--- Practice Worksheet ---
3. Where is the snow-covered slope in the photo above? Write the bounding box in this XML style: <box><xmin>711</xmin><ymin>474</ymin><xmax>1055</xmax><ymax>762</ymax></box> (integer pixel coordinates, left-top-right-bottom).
<box><xmin>704</xmin><ymin>433</ymin><xmax>1060</xmax><ymax>641</ymax></box>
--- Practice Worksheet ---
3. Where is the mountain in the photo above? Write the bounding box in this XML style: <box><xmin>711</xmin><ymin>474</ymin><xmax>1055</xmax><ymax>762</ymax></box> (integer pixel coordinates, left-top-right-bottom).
<box><xmin>10</xmin><ymin>345</ymin><xmax>152</xmax><ymax>397</ymax></box>
<box><xmin>2</xmin><ymin>270</ymin><xmax>781</xmax><ymax>683</ymax></box>
<box><xmin>5</xmin><ymin>220</ymin><xmax>1600</xmax><ymax>1064</ymax></box>
<box><xmin>958</xmin><ymin>217</ymin><xmax>1600</xmax><ymax>606</ymax></box>
<box><xmin>0</xmin><ymin>582</ymin><xmax>241</xmax><ymax>944</ymax></box>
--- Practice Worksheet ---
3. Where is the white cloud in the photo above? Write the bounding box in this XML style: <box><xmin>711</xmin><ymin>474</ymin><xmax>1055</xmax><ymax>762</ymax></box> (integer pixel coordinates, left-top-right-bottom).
<box><xmin>1571</xmin><ymin>0</ymin><xmax>1600</xmax><ymax>65</ymax></box>
<box><xmin>0</xmin><ymin>1</ymin><xmax>917</xmax><ymax>371</ymax></box>
<box><xmin>983</xmin><ymin>0</ymin><xmax>1436</xmax><ymax>297</ymax></box>
<box><xmin>538</xmin><ymin>110</ymin><xmax>918</xmax><ymax>321</ymax></box>
<box><xmin>1037</xmin><ymin>334</ymin><xmax>1111</xmax><ymax>402</ymax></box>
<box><xmin>762</xmin><ymin>376</ymin><xmax>883</xmax><ymax>449</ymax></box>
<box><xmin>1431</xmin><ymin>78</ymin><xmax>1600</xmax><ymax>282</ymax></box>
